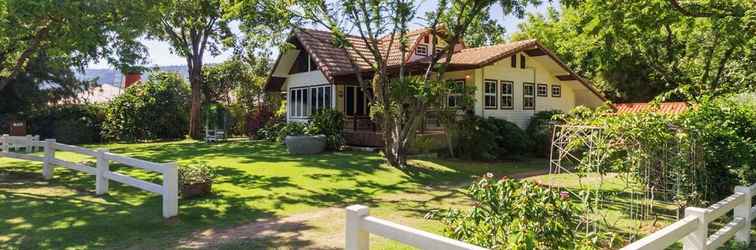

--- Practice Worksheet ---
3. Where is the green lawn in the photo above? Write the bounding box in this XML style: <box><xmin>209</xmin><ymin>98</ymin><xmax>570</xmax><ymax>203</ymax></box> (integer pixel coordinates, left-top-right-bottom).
<box><xmin>0</xmin><ymin>139</ymin><xmax>545</xmax><ymax>249</ymax></box>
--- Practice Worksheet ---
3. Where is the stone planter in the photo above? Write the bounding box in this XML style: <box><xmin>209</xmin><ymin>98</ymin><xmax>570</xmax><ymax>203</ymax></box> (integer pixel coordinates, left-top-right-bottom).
<box><xmin>181</xmin><ymin>182</ymin><xmax>212</xmax><ymax>199</ymax></box>
<box><xmin>284</xmin><ymin>135</ymin><xmax>327</xmax><ymax>155</ymax></box>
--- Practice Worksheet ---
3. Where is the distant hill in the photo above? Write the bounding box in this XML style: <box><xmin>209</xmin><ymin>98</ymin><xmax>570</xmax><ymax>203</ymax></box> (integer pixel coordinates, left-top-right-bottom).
<box><xmin>77</xmin><ymin>65</ymin><xmax>195</xmax><ymax>87</ymax></box>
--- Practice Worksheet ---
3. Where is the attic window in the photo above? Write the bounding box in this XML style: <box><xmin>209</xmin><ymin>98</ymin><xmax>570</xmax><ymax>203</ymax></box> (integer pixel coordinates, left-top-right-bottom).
<box><xmin>552</xmin><ymin>85</ymin><xmax>562</xmax><ymax>97</ymax></box>
<box><xmin>520</xmin><ymin>55</ymin><xmax>526</xmax><ymax>68</ymax></box>
<box><xmin>291</xmin><ymin>51</ymin><xmax>318</xmax><ymax>74</ymax></box>
<box><xmin>511</xmin><ymin>55</ymin><xmax>517</xmax><ymax>68</ymax></box>
<box><xmin>416</xmin><ymin>44</ymin><xmax>428</xmax><ymax>56</ymax></box>
<box><xmin>423</xmin><ymin>35</ymin><xmax>429</xmax><ymax>43</ymax></box>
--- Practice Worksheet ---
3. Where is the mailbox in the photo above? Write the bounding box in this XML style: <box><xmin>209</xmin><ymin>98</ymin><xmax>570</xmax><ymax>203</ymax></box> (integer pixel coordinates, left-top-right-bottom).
<box><xmin>9</xmin><ymin>120</ymin><xmax>26</xmax><ymax>136</ymax></box>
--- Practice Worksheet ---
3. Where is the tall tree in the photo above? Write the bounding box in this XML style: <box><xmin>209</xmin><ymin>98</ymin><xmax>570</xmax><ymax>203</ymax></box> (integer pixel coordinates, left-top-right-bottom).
<box><xmin>513</xmin><ymin>0</ymin><xmax>755</xmax><ymax>102</ymax></box>
<box><xmin>290</xmin><ymin>0</ymin><xmax>540</xmax><ymax>167</ymax></box>
<box><xmin>147</xmin><ymin>0</ymin><xmax>235</xmax><ymax>139</ymax></box>
<box><xmin>0</xmin><ymin>0</ymin><xmax>152</xmax><ymax>92</ymax></box>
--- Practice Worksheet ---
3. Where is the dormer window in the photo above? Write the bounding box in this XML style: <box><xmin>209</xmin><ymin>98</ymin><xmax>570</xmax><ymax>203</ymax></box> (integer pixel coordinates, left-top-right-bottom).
<box><xmin>416</xmin><ymin>44</ymin><xmax>428</xmax><ymax>56</ymax></box>
<box><xmin>290</xmin><ymin>50</ymin><xmax>318</xmax><ymax>74</ymax></box>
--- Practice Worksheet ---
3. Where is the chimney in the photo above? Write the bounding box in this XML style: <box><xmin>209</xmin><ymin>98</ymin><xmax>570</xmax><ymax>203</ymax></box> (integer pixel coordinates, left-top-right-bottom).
<box><xmin>123</xmin><ymin>72</ymin><xmax>141</xmax><ymax>88</ymax></box>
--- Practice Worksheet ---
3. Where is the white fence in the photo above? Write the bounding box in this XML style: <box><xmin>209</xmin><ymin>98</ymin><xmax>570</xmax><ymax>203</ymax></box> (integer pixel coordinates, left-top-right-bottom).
<box><xmin>0</xmin><ymin>134</ymin><xmax>178</xmax><ymax>218</ymax></box>
<box><xmin>622</xmin><ymin>184</ymin><xmax>755</xmax><ymax>250</ymax></box>
<box><xmin>345</xmin><ymin>205</ymin><xmax>487</xmax><ymax>250</ymax></box>
<box><xmin>346</xmin><ymin>183</ymin><xmax>755</xmax><ymax>250</ymax></box>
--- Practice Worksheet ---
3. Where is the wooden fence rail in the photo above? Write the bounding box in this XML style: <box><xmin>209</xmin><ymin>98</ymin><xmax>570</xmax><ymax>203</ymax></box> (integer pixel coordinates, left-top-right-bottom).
<box><xmin>345</xmin><ymin>205</ymin><xmax>487</xmax><ymax>250</ymax></box>
<box><xmin>347</xmin><ymin>182</ymin><xmax>755</xmax><ymax>250</ymax></box>
<box><xmin>0</xmin><ymin>134</ymin><xmax>178</xmax><ymax>218</ymax></box>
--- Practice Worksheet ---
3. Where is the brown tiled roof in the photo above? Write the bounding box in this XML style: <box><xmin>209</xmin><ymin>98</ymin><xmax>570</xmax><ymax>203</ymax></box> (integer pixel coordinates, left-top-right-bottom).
<box><xmin>447</xmin><ymin>39</ymin><xmax>536</xmax><ymax>65</ymax></box>
<box><xmin>614</xmin><ymin>102</ymin><xmax>689</xmax><ymax>114</ymax></box>
<box><xmin>271</xmin><ymin>29</ymin><xmax>606</xmax><ymax>102</ymax></box>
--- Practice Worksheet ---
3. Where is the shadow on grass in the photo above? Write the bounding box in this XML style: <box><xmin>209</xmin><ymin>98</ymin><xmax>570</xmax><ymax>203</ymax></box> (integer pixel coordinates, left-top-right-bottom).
<box><xmin>0</xmin><ymin>139</ymin><xmax>547</xmax><ymax>249</ymax></box>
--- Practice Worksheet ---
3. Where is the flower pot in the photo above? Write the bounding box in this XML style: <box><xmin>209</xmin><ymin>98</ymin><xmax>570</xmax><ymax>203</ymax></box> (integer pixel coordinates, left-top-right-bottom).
<box><xmin>181</xmin><ymin>182</ymin><xmax>212</xmax><ymax>199</ymax></box>
<box><xmin>284</xmin><ymin>134</ymin><xmax>327</xmax><ymax>155</ymax></box>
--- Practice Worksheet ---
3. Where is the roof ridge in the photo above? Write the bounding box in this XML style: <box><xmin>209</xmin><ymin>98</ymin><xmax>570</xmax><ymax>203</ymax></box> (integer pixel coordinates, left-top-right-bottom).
<box><xmin>459</xmin><ymin>39</ymin><xmax>536</xmax><ymax>52</ymax></box>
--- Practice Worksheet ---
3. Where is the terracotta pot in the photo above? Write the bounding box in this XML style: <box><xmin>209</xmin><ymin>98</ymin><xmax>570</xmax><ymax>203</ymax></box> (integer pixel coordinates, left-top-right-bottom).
<box><xmin>181</xmin><ymin>182</ymin><xmax>212</xmax><ymax>199</ymax></box>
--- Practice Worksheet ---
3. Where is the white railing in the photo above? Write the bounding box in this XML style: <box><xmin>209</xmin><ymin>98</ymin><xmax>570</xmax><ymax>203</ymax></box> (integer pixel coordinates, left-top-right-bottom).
<box><xmin>346</xmin><ymin>182</ymin><xmax>755</xmax><ymax>250</ymax></box>
<box><xmin>345</xmin><ymin>205</ymin><xmax>487</xmax><ymax>250</ymax></box>
<box><xmin>0</xmin><ymin>134</ymin><xmax>41</xmax><ymax>153</ymax></box>
<box><xmin>622</xmin><ymin>184</ymin><xmax>755</xmax><ymax>250</ymax></box>
<box><xmin>0</xmin><ymin>135</ymin><xmax>178</xmax><ymax>218</ymax></box>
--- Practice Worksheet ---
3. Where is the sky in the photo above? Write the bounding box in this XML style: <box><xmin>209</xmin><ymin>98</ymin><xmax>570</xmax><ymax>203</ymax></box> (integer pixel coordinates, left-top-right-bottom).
<box><xmin>88</xmin><ymin>1</ymin><xmax>559</xmax><ymax>69</ymax></box>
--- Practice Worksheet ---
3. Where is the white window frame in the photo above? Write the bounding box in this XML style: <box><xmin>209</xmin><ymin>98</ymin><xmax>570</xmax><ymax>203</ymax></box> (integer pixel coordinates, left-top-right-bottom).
<box><xmin>551</xmin><ymin>84</ymin><xmax>561</xmax><ymax>97</ymax></box>
<box><xmin>500</xmin><ymin>81</ymin><xmax>513</xmax><ymax>109</ymax></box>
<box><xmin>345</xmin><ymin>86</ymin><xmax>369</xmax><ymax>117</ymax></box>
<box><xmin>447</xmin><ymin>79</ymin><xmax>465</xmax><ymax>108</ymax></box>
<box><xmin>289</xmin><ymin>85</ymin><xmax>333</xmax><ymax>119</ymax></box>
<box><xmin>484</xmin><ymin>79</ymin><xmax>498</xmax><ymax>109</ymax></box>
<box><xmin>536</xmin><ymin>83</ymin><xmax>548</xmax><ymax>97</ymax></box>
<box><xmin>416</xmin><ymin>44</ymin><xmax>428</xmax><ymax>56</ymax></box>
<box><xmin>523</xmin><ymin>82</ymin><xmax>535</xmax><ymax>110</ymax></box>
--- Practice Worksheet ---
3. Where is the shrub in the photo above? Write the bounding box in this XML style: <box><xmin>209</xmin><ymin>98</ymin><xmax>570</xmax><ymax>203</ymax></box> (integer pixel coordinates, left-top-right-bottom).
<box><xmin>101</xmin><ymin>72</ymin><xmax>189</xmax><ymax>142</ymax></box>
<box><xmin>453</xmin><ymin>115</ymin><xmax>498</xmax><ymax>160</ymax></box>
<box><xmin>428</xmin><ymin>174</ymin><xmax>585</xmax><ymax>249</ymax></box>
<box><xmin>527</xmin><ymin>110</ymin><xmax>563</xmax><ymax>157</ymax></box>
<box><xmin>453</xmin><ymin>115</ymin><xmax>528</xmax><ymax>160</ymax></box>
<box><xmin>276</xmin><ymin>122</ymin><xmax>307</xmax><ymax>142</ymax></box>
<box><xmin>27</xmin><ymin>104</ymin><xmax>105</xmax><ymax>144</ymax></box>
<box><xmin>178</xmin><ymin>163</ymin><xmax>215</xmax><ymax>185</ymax></box>
<box><xmin>487</xmin><ymin>117</ymin><xmax>529</xmax><ymax>158</ymax></box>
<box><xmin>245</xmin><ymin>108</ymin><xmax>274</xmax><ymax>139</ymax></box>
<box><xmin>307</xmin><ymin>109</ymin><xmax>345</xmax><ymax>149</ymax></box>
<box><xmin>677</xmin><ymin>98</ymin><xmax>756</xmax><ymax>201</ymax></box>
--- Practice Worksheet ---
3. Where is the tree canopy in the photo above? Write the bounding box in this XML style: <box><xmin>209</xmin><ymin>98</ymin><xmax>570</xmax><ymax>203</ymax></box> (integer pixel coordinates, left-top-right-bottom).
<box><xmin>513</xmin><ymin>0</ymin><xmax>755</xmax><ymax>102</ymax></box>
<box><xmin>0</xmin><ymin>0</ymin><xmax>154</xmax><ymax>91</ymax></box>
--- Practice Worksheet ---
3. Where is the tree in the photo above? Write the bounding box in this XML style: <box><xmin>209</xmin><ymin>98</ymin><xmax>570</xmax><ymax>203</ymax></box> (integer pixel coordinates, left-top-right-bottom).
<box><xmin>0</xmin><ymin>0</ymin><xmax>152</xmax><ymax>91</ymax></box>
<box><xmin>289</xmin><ymin>0</ymin><xmax>540</xmax><ymax>167</ymax></box>
<box><xmin>512</xmin><ymin>0</ymin><xmax>755</xmax><ymax>102</ymax></box>
<box><xmin>147</xmin><ymin>0</ymin><xmax>235</xmax><ymax>139</ymax></box>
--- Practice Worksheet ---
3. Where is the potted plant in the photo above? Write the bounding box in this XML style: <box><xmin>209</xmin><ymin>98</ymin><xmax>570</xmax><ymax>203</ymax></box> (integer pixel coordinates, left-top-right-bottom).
<box><xmin>178</xmin><ymin>163</ymin><xmax>214</xmax><ymax>198</ymax></box>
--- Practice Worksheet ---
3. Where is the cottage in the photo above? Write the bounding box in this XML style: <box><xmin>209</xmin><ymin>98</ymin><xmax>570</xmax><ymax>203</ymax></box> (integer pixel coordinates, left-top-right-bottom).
<box><xmin>264</xmin><ymin>28</ymin><xmax>606</xmax><ymax>145</ymax></box>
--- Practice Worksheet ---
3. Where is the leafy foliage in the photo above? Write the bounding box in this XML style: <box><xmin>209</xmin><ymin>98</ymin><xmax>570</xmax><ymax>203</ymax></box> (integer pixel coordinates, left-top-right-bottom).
<box><xmin>306</xmin><ymin>109</ymin><xmax>346</xmax><ymax>149</ymax></box>
<box><xmin>178</xmin><ymin>162</ymin><xmax>215</xmax><ymax>185</ymax></box>
<box><xmin>527</xmin><ymin>110</ymin><xmax>563</xmax><ymax>157</ymax></box>
<box><xmin>102</xmin><ymin>72</ymin><xmax>190</xmax><ymax>142</ymax></box>
<box><xmin>428</xmin><ymin>174</ymin><xmax>585</xmax><ymax>249</ymax></box>
<box><xmin>513</xmin><ymin>0</ymin><xmax>755</xmax><ymax>102</ymax></box>
<box><xmin>0</xmin><ymin>0</ymin><xmax>153</xmax><ymax>91</ymax></box>
<box><xmin>28</xmin><ymin>104</ymin><xmax>105</xmax><ymax>145</ymax></box>
<box><xmin>453</xmin><ymin>115</ymin><xmax>528</xmax><ymax>160</ymax></box>
<box><xmin>564</xmin><ymin>97</ymin><xmax>756</xmax><ymax>203</ymax></box>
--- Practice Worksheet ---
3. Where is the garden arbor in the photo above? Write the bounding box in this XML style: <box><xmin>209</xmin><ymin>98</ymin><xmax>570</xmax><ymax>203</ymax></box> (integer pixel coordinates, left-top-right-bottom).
<box><xmin>548</xmin><ymin>122</ymin><xmax>707</xmax><ymax>243</ymax></box>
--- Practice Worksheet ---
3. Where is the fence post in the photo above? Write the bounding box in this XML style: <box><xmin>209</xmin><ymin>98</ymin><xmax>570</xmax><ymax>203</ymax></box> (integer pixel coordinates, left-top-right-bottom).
<box><xmin>682</xmin><ymin>207</ymin><xmax>708</xmax><ymax>250</ymax></box>
<box><xmin>42</xmin><ymin>139</ymin><xmax>56</xmax><ymax>180</ymax></box>
<box><xmin>25</xmin><ymin>135</ymin><xmax>32</xmax><ymax>153</ymax></box>
<box><xmin>95</xmin><ymin>149</ymin><xmax>110</xmax><ymax>195</ymax></box>
<box><xmin>1</xmin><ymin>134</ymin><xmax>8</xmax><ymax>153</ymax></box>
<box><xmin>345</xmin><ymin>205</ymin><xmax>370</xmax><ymax>250</ymax></box>
<box><xmin>162</xmin><ymin>162</ymin><xmax>179</xmax><ymax>218</ymax></box>
<box><xmin>734</xmin><ymin>186</ymin><xmax>752</xmax><ymax>245</ymax></box>
<box><xmin>32</xmin><ymin>135</ymin><xmax>39</xmax><ymax>152</ymax></box>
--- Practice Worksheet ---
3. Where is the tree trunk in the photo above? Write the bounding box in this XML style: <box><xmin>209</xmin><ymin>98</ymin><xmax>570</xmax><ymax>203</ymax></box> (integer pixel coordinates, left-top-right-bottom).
<box><xmin>188</xmin><ymin>61</ymin><xmax>203</xmax><ymax>139</ymax></box>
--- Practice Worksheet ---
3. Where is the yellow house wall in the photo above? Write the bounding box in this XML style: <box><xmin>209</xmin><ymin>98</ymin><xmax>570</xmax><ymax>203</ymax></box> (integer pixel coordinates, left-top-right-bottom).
<box><xmin>442</xmin><ymin>52</ymin><xmax>592</xmax><ymax>128</ymax></box>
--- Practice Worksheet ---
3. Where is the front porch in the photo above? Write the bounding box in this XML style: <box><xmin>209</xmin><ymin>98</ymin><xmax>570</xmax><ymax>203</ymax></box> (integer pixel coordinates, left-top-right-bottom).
<box><xmin>342</xmin><ymin>116</ymin><xmax>446</xmax><ymax>148</ymax></box>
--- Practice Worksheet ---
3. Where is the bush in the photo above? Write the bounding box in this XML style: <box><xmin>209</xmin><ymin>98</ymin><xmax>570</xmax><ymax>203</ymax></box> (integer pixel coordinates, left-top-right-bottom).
<box><xmin>27</xmin><ymin>104</ymin><xmax>105</xmax><ymax>144</ymax></box>
<box><xmin>276</xmin><ymin>122</ymin><xmax>307</xmax><ymax>142</ymax></box>
<box><xmin>307</xmin><ymin>109</ymin><xmax>345</xmax><ymax>149</ymax></box>
<box><xmin>101</xmin><ymin>73</ymin><xmax>189</xmax><ymax>142</ymax></box>
<box><xmin>453</xmin><ymin>115</ymin><xmax>528</xmax><ymax>160</ymax></box>
<box><xmin>678</xmin><ymin>98</ymin><xmax>756</xmax><ymax>201</ymax></box>
<box><xmin>428</xmin><ymin>174</ymin><xmax>585</xmax><ymax>249</ymax></box>
<box><xmin>527</xmin><ymin>110</ymin><xmax>563</xmax><ymax>157</ymax></box>
<box><xmin>245</xmin><ymin>108</ymin><xmax>274</xmax><ymax>139</ymax></box>
<box><xmin>178</xmin><ymin>163</ymin><xmax>215</xmax><ymax>185</ymax></box>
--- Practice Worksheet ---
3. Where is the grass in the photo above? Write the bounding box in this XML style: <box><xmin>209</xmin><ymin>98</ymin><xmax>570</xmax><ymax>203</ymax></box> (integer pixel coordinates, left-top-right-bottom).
<box><xmin>0</xmin><ymin>139</ymin><xmax>546</xmax><ymax>249</ymax></box>
<box><xmin>527</xmin><ymin>173</ymin><xmax>756</xmax><ymax>249</ymax></box>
